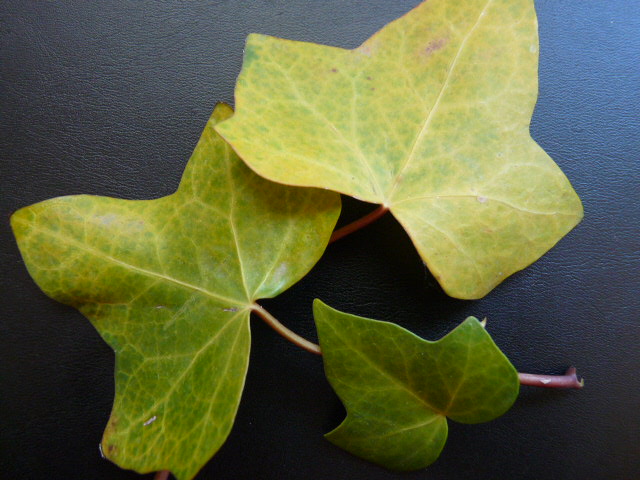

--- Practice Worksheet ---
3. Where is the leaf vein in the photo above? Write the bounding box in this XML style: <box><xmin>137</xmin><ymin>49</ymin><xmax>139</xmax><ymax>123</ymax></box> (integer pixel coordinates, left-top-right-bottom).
<box><xmin>272</xmin><ymin>59</ymin><xmax>384</xmax><ymax>198</ymax></box>
<box><xmin>14</xmin><ymin>218</ymin><xmax>245</xmax><ymax>307</ymax></box>
<box><xmin>394</xmin><ymin>193</ymin><xmax>580</xmax><ymax>217</ymax></box>
<box><xmin>326</xmin><ymin>320</ymin><xmax>440</xmax><ymax>415</ymax></box>
<box><xmin>126</xmin><ymin>310</ymin><xmax>247</xmax><ymax>429</ymax></box>
<box><xmin>388</xmin><ymin>0</ymin><xmax>495</xmax><ymax>200</ymax></box>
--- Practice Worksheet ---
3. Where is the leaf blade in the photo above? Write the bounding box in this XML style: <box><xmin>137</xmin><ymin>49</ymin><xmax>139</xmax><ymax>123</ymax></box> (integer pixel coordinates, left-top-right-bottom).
<box><xmin>314</xmin><ymin>300</ymin><xmax>519</xmax><ymax>470</ymax></box>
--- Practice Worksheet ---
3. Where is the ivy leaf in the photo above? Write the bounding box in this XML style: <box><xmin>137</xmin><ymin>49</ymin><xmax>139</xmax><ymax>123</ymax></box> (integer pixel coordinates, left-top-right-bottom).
<box><xmin>313</xmin><ymin>300</ymin><xmax>519</xmax><ymax>471</ymax></box>
<box><xmin>216</xmin><ymin>0</ymin><xmax>583</xmax><ymax>299</ymax></box>
<box><xmin>11</xmin><ymin>104</ymin><xmax>340</xmax><ymax>480</ymax></box>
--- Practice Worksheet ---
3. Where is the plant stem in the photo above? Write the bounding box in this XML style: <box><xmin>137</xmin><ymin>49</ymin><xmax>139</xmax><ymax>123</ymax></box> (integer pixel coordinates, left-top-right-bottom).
<box><xmin>252</xmin><ymin>303</ymin><xmax>321</xmax><ymax>355</ymax></box>
<box><xmin>518</xmin><ymin>367</ymin><xmax>584</xmax><ymax>389</ymax></box>
<box><xmin>329</xmin><ymin>205</ymin><xmax>389</xmax><ymax>243</ymax></box>
<box><xmin>154</xmin><ymin>471</ymin><xmax>170</xmax><ymax>480</ymax></box>
<box><xmin>252</xmin><ymin>304</ymin><xmax>583</xmax><ymax>390</ymax></box>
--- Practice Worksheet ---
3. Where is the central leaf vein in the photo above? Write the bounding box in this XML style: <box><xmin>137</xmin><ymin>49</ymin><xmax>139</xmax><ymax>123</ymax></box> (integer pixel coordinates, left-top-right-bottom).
<box><xmin>388</xmin><ymin>0</ymin><xmax>495</xmax><ymax>202</ymax></box>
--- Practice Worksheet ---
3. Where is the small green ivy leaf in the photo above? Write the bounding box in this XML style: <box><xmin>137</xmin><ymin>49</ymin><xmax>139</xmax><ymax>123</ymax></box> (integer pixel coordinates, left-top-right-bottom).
<box><xmin>216</xmin><ymin>0</ymin><xmax>583</xmax><ymax>299</ymax></box>
<box><xmin>314</xmin><ymin>300</ymin><xmax>519</xmax><ymax>471</ymax></box>
<box><xmin>11</xmin><ymin>104</ymin><xmax>340</xmax><ymax>480</ymax></box>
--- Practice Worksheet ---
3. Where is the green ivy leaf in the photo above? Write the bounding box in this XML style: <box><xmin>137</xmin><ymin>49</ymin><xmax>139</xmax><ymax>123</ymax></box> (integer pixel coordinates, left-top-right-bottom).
<box><xmin>314</xmin><ymin>300</ymin><xmax>519</xmax><ymax>471</ymax></box>
<box><xmin>11</xmin><ymin>104</ymin><xmax>340</xmax><ymax>480</ymax></box>
<box><xmin>216</xmin><ymin>0</ymin><xmax>583</xmax><ymax>299</ymax></box>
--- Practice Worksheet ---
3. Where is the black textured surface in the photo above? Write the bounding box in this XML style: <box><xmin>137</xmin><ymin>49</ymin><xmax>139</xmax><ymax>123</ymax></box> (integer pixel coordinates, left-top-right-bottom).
<box><xmin>1</xmin><ymin>1</ymin><xmax>639</xmax><ymax>479</ymax></box>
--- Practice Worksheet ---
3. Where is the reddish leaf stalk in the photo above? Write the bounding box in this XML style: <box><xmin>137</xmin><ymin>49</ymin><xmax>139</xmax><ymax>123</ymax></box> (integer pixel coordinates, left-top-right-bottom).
<box><xmin>518</xmin><ymin>367</ymin><xmax>584</xmax><ymax>389</ymax></box>
<box><xmin>154</xmin><ymin>470</ymin><xmax>170</xmax><ymax>480</ymax></box>
<box><xmin>329</xmin><ymin>205</ymin><xmax>389</xmax><ymax>243</ymax></box>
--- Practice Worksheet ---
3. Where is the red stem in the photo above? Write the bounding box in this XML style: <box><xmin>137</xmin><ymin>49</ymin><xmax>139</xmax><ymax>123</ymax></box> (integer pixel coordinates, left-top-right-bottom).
<box><xmin>518</xmin><ymin>367</ymin><xmax>584</xmax><ymax>389</ymax></box>
<box><xmin>330</xmin><ymin>205</ymin><xmax>389</xmax><ymax>243</ymax></box>
<box><xmin>154</xmin><ymin>470</ymin><xmax>170</xmax><ymax>480</ymax></box>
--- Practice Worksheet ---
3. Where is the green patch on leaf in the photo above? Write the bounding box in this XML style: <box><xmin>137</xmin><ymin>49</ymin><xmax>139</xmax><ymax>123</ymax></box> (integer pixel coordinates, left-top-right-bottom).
<box><xmin>216</xmin><ymin>0</ymin><xmax>583</xmax><ymax>299</ymax></box>
<box><xmin>314</xmin><ymin>300</ymin><xmax>519</xmax><ymax>471</ymax></box>
<box><xmin>11</xmin><ymin>104</ymin><xmax>341</xmax><ymax>480</ymax></box>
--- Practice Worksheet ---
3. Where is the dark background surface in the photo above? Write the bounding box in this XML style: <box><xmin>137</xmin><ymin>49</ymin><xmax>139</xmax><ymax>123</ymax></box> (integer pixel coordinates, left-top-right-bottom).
<box><xmin>1</xmin><ymin>1</ymin><xmax>639</xmax><ymax>479</ymax></box>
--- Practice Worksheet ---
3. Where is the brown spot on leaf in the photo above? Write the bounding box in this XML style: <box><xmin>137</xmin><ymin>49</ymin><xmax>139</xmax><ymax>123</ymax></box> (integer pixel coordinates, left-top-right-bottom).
<box><xmin>103</xmin><ymin>416</ymin><xmax>118</xmax><ymax>437</ymax></box>
<box><xmin>331</xmin><ymin>68</ymin><xmax>338</xmax><ymax>73</ymax></box>
<box><xmin>423</xmin><ymin>38</ymin><xmax>447</xmax><ymax>56</ymax></box>
<box><xmin>106</xmin><ymin>443</ymin><xmax>117</xmax><ymax>455</ymax></box>
<box><xmin>366</xmin><ymin>76</ymin><xmax>372</xmax><ymax>81</ymax></box>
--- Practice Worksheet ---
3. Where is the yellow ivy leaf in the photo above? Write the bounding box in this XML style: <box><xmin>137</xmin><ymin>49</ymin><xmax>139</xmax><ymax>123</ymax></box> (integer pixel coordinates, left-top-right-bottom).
<box><xmin>217</xmin><ymin>0</ymin><xmax>583</xmax><ymax>299</ymax></box>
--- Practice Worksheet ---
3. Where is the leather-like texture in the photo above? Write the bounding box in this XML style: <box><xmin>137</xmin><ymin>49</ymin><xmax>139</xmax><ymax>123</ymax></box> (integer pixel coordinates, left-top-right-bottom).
<box><xmin>1</xmin><ymin>1</ymin><xmax>638</xmax><ymax>479</ymax></box>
